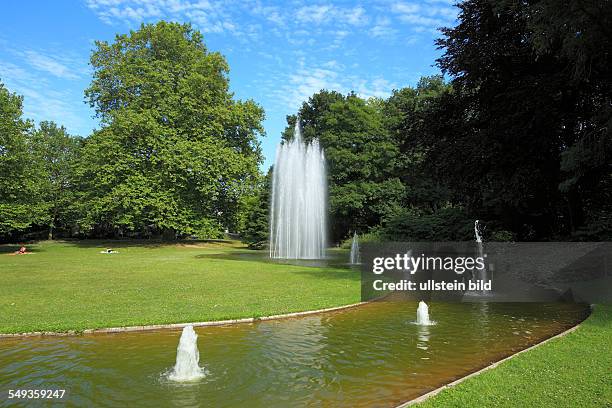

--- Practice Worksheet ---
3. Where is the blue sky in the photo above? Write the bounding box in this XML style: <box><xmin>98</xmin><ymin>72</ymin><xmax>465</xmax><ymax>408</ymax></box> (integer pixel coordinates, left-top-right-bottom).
<box><xmin>0</xmin><ymin>0</ymin><xmax>457</xmax><ymax>169</ymax></box>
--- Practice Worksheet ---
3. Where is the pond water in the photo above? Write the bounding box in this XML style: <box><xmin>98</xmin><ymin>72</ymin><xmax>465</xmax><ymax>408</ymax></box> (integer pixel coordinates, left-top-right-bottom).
<box><xmin>0</xmin><ymin>301</ymin><xmax>588</xmax><ymax>407</ymax></box>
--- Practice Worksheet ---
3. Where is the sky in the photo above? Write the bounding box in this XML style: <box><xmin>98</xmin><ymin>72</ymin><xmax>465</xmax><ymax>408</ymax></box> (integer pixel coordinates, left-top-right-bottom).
<box><xmin>0</xmin><ymin>0</ymin><xmax>458</xmax><ymax>169</ymax></box>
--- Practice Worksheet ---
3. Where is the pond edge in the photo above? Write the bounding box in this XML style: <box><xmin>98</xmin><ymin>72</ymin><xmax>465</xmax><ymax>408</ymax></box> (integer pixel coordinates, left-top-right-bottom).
<box><xmin>395</xmin><ymin>304</ymin><xmax>594</xmax><ymax>407</ymax></box>
<box><xmin>0</xmin><ymin>301</ymin><xmax>368</xmax><ymax>338</ymax></box>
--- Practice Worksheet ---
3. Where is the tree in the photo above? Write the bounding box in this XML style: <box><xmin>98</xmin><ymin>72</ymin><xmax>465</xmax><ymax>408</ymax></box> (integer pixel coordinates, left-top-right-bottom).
<box><xmin>240</xmin><ymin>170</ymin><xmax>271</xmax><ymax>248</ymax></box>
<box><xmin>283</xmin><ymin>91</ymin><xmax>404</xmax><ymax>242</ymax></box>
<box><xmin>80</xmin><ymin>22</ymin><xmax>265</xmax><ymax>238</ymax></box>
<box><xmin>525</xmin><ymin>0</ymin><xmax>612</xmax><ymax>239</ymax></box>
<box><xmin>0</xmin><ymin>81</ymin><xmax>46</xmax><ymax>238</ymax></box>
<box><xmin>427</xmin><ymin>0</ymin><xmax>612</xmax><ymax>240</ymax></box>
<box><xmin>377</xmin><ymin>76</ymin><xmax>479</xmax><ymax>241</ymax></box>
<box><xmin>30</xmin><ymin>121</ymin><xmax>82</xmax><ymax>239</ymax></box>
<box><xmin>384</xmin><ymin>76</ymin><xmax>453</xmax><ymax>212</ymax></box>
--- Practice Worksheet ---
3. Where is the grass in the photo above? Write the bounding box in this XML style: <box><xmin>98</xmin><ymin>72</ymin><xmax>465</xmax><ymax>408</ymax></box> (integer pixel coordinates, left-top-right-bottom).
<box><xmin>3</xmin><ymin>241</ymin><xmax>609</xmax><ymax>407</ymax></box>
<box><xmin>0</xmin><ymin>240</ymin><xmax>360</xmax><ymax>334</ymax></box>
<box><xmin>416</xmin><ymin>304</ymin><xmax>612</xmax><ymax>408</ymax></box>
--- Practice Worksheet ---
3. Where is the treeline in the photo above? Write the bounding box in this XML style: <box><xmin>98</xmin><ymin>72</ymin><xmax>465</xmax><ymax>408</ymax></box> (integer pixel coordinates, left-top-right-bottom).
<box><xmin>0</xmin><ymin>22</ymin><xmax>265</xmax><ymax>242</ymax></box>
<box><xmin>2</xmin><ymin>1</ymin><xmax>610</xmax><ymax>244</ymax></box>
<box><xmin>246</xmin><ymin>0</ymin><xmax>611</xmax><ymax>244</ymax></box>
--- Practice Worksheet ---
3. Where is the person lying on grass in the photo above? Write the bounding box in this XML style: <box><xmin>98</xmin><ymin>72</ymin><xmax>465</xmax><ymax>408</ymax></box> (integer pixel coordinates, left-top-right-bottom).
<box><xmin>100</xmin><ymin>248</ymin><xmax>119</xmax><ymax>254</ymax></box>
<box><xmin>10</xmin><ymin>246</ymin><xmax>32</xmax><ymax>255</ymax></box>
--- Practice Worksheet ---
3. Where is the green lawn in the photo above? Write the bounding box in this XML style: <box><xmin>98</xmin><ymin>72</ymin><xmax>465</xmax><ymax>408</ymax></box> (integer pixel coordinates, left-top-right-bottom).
<box><xmin>416</xmin><ymin>304</ymin><xmax>612</xmax><ymax>408</ymax></box>
<box><xmin>0</xmin><ymin>240</ymin><xmax>360</xmax><ymax>334</ymax></box>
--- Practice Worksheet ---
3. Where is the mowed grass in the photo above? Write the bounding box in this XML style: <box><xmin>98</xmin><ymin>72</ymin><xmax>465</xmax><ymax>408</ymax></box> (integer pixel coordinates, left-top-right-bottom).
<box><xmin>0</xmin><ymin>240</ymin><xmax>360</xmax><ymax>334</ymax></box>
<box><xmin>416</xmin><ymin>304</ymin><xmax>612</xmax><ymax>408</ymax></box>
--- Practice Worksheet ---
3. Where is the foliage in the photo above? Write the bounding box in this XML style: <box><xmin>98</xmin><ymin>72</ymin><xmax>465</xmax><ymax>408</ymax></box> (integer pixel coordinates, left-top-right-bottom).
<box><xmin>240</xmin><ymin>170</ymin><xmax>271</xmax><ymax>248</ymax></box>
<box><xmin>489</xmin><ymin>230</ymin><xmax>515</xmax><ymax>242</ymax></box>
<box><xmin>427</xmin><ymin>0</ymin><xmax>612</xmax><ymax>240</ymax></box>
<box><xmin>0</xmin><ymin>81</ymin><xmax>47</xmax><ymax>237</ymax></box>
<box><xmin>79</xmin><ymin>22</ymin><xmax>265</xmax><ymax>238</ymax></box>
<box><xmin>379</xmin><ymin>206</ymin><xmax>474</xmax><ymax>242</ymax></box>
<box><xmin>339</xmin><ymin>230</ymin><xmax>382</xmax><ymax>249</ymax></box>
<box><xmin>194</xmin><ymin>218</ymin><xmax>225</xmax><ymax>240</ymax></box>
<box><xmin>383</xmin><ymin>76</ymin><xmax>456</xmax><ymax>216</ymax></box>
<box><xmin>30</xmin><ymin>121</ymin><xmax>83</xmax><ymax>238</ymax></box>
<box><xmin>283</xmin><ymin>91</ymin><xmax>404</xmax><ymax>242</ymax></box>
<box><xmin>2</xmin><ymin>6</ymin><xmax>611</xmax><ymax>244</ymax></box>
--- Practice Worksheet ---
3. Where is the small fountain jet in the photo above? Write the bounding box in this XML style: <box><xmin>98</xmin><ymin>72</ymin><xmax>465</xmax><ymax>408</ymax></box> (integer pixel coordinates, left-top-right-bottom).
<box><xmin>416</xmin><ymin>301</ymin><xmax>435</xmax><ymax>326</ymax></box>
<box><xmin>168</xmin><ymin>325</ymin><xmax>206</xmax><ymax>381</ymax></box>
<box><xmin>350</xmin><ymin>232</ymin><xmax>360</xmax><ymax>265</ymax></box>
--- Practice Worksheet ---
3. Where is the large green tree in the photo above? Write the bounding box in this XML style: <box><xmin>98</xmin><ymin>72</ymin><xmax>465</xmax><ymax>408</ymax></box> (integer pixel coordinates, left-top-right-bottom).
<box><xmin>239</xmin><ymin>169</ymin><xmax>271</xmax><ymax>248</ymax></box>
<box><xmin>30</xmin><ymin>121</ymin><xmax>83</xmax><ymax>239</ymax></box>
<box><xmin>379</xmin><ymin>76</ymin><xmax>474</xmax><ymax>241</ymax></box>
<box><xmin>79</xmin><ymin>22</ymin><xmax>265</xmax><ymax>238</ymax></box>
<box><xmin>384</xmin><ymin>76</ymin><xmax>453</xmax><ymax>211</ymax></box>
<box><xmin>0</xmin><ymin>81</ymin><xmax>47</xmax><ymax>238</ymax></box>
<box><xmin>283</xmin><ymin>91</ymin><xmax>404</xmax><ymax>242</ymax></box>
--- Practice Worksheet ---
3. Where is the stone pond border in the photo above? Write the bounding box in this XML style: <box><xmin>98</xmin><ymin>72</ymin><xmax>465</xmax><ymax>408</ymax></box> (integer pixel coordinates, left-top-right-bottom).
<box><xmin>0</xmin><ymin>301</ymin><xmax>368</xmax><ymax>338</ymax></box>
<box><xmin>395</xmin><ymin>304</ymin><xmax>593</xmax><ymax>407</ymax></box>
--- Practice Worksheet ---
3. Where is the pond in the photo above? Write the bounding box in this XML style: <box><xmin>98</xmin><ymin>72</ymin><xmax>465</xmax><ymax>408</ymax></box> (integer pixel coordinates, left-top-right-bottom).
<box><xmin>0</xmin><ymin>301</ymin><xmax>588</xmax><ymax>407</ymax></box>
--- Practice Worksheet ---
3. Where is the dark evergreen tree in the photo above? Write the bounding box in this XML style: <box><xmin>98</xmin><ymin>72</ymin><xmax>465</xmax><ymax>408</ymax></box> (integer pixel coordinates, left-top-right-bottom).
<box><xmin>424</xmin><ymin>0</ymin><xmax>611</xmax><ymax>240</ymax></box>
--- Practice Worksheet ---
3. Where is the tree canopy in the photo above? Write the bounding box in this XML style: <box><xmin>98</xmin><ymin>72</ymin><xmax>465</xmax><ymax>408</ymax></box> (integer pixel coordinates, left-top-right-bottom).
<box><xmin>1</xmin><ymin>5</ymin><xmax>609</xmax><ymax>244</ymax></box>
<box><xmin>78</xmin><ymin>22</ymin><xmax>265</xmax><ymax>238</ymax></box>
<box><xmin>0</xmin><ymin>82</ymin><xmax>47</xmax><ymax>236</ymax></box>
<box><xmin>428</xmin><ymin>0</ymin><xmax>611</xmax><ymax>240</ymax></box>
<box><xmin>283</xmin><ymin>91</ymin><xmax>404</xmax><ymax>242</ymax></box>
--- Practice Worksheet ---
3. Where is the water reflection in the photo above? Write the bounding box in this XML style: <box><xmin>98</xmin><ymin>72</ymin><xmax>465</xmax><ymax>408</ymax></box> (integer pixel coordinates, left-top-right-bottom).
<box><xmin>417</xmin><ymin>325</ymin><xmax>431</xmax><ymax>350</ymax></box>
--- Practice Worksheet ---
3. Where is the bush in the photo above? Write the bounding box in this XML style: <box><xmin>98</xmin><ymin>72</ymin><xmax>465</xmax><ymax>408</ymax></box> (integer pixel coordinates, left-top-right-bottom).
<box><xmin>339</xmin><ymin>230</ymin><xmax>383</xmax><ymax>248</ymax></box>
<box><xmin>379</xmin><ymin>206</ymin><xmax>473</xmax><ymax>241</ymax></box>
<box><xmin>195</xmin><ymin>218</ymin><xmax>225</xmax><ymax>240</ymax></box>
<box><xmin>489</xmin><ymin>230</ymin><xmax>515</xmax><ymax>242</ymax></box>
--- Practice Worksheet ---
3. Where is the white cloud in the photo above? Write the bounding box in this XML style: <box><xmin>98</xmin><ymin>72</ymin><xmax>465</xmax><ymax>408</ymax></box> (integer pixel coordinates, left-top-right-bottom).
<box><xmin>83</xmin><ymin>1</ymin><xmax>451</xmax><ymax>50</ymax></box>
<box><xmin>295</xmin><ymin>4</ymin><xmax>369</xmax><ymax>26</ymax></box>
<box><xmin>85</xmin><ymin>0</ymin><xmax>233</xmax><ymax>34</ymax></box>
<box><xmin>392</xmin><ymin>3</ymin><xmax>420</xmax><ymax>14</ymax></box>
<box><xmin>252</xmin><ymin>3</ymin><xmax>284</xmax><ymax>26</ymax></box>
<box><xmin>354</xmin><ymin>77</ymin><xmax>396</xmax><ymax>99</ymax></box>
<box><xmin>0</xmin><ymin>61</ymin><xmax>35</xmax><ymax>82</ymax></box>
<box><xmin>295</xmin><ymin>5</ymin><xmax>333</xmax><ymax>24</ymax></box>
<box><xmin>344</xmin><ymin>6</ymin><xmax>368</xmax><ymax>26</ymax></box>
<box><xmin>0</xmin><ymin>60</ymin><xmax>92</xmax><ymax>135</ymax></box>
<box><xmin>21</xmin><ymin>50</ymin><xmax>82</xmax><ymax>80</ymax></box>
<box><xmin>268</xmin><ymin>59</ymin><xmax>395</xmax><ymax>111</ymax></box>
<box><xmin>369</xmin><ymin>16</ymin><xmax>398</xmax><ymax>39</ymax></box>
<box><xmin>397</xmin><ymin>13</ymin><xmax>444</xmax><ymax>27</ymax></box>
<box><xmin>390</xmin><ymin>2</ymin><xmax>457</xmax><ymax>33</ymax></box>
<box><xmin>322</xmin><ymin>29</ymin><xmax>351</xmax><ymax>50</ymax></box>
<box><xmin>425</xmin><ymin>0</ymin><xmax>456</xmax><ymax>4</ymax></box>
<box><xmin>282</xmin><ymin>66</ymin><xmax>342</xmax><ymax>108</ymax></box>
<box><xmin>322</xmin><ymin>60</ymin><xmax>340</xmax><ymax>69</ymax></box>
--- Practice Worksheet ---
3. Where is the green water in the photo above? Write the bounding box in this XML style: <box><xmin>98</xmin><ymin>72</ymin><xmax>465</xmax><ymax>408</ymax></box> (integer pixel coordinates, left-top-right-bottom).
<box><xmin>0</xmin><ymin>302</ymin><xmax>587</xmax><ymax>407</ymax></box>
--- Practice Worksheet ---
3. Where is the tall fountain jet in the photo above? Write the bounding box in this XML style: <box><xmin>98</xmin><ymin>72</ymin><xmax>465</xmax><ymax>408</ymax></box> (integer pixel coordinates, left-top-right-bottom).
<box><xmin>269</xmin><ymin>118</ymin><xmax>327</xmax><ymax>259</ymax></box>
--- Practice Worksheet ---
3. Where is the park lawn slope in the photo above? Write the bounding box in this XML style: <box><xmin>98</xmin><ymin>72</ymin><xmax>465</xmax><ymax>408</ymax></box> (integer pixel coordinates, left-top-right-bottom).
<box><xmin>416</xmin><ymin>304</ymin><xmax>612</xmax><ymax>408</ymax></box>
<box><xmin>0</xmin><ymin>241</ymin><xmax>360</xmax><ymax>334</ymax></box>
